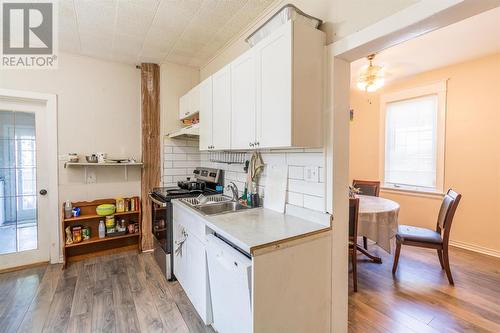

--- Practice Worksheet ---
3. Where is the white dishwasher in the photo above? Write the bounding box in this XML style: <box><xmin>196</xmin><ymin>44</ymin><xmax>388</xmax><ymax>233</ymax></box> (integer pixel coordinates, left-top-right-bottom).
<box><xmin>207</xmin><ymin>234</ymin><xmax>252</xmax><ymax>333</ymax></box>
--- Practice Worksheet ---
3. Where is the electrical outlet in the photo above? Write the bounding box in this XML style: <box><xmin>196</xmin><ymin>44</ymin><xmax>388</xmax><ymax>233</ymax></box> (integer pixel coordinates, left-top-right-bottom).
<box><xmin>86</xmin><ymin>170</ymin><xmax>97</xmax><ymax>184</ymax></box>
<box><xmin>304</xmin><ymin>166</ymin><xmax>319</xmax><ymax>183</ymax></box>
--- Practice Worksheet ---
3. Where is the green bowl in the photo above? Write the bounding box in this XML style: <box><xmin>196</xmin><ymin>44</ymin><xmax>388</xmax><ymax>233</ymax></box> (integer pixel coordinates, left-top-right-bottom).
<box><xmin>96</xmin><ymin>204</ymin><xmax>116</xmax><ymax>216</ymax></box>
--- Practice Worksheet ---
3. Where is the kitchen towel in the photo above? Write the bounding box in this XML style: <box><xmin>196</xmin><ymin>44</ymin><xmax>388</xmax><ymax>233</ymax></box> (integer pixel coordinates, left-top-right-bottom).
<box><xmin>246</xmin><ymin>152</ymin><xmax>264</xmax><ymax>194</ymax></box>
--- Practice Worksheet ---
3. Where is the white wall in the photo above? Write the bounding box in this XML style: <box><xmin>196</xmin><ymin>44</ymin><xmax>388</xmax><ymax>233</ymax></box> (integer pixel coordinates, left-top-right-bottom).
<box><xmin>0</xmin><ymin>52</ymin><xmax>142</xmax><ymax>204</ymax></box>
<box><xmin>160</xmin><ymin>62</ymin><xmax>199</xmax><ymax>137</ymax></box>
<box><xmin>159</xmin><ymin>62</ymin><xmax>199</xmax><ymax>186</ymax></box>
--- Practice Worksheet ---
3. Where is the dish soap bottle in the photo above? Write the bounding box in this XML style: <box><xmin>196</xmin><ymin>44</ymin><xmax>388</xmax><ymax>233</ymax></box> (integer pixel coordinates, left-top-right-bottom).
<box><xmin>98</xmin><ymin>220</ymin><xmax>105</xmax><ymax>238</ymax></box>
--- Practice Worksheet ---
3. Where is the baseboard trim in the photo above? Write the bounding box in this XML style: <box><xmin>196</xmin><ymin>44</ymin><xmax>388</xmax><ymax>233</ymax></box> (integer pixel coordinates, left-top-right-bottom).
<box><xmin>450</xmin><ymin>240</ymin><xmax>500</xmax><ymax>258</ymax></box>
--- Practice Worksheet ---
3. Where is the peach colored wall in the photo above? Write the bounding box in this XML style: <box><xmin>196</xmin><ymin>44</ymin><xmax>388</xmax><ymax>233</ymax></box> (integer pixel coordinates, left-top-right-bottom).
<box><xmin>350</xmin><ymin>53</ymin><xmax>500</xmax><ymax>254</ymax></box>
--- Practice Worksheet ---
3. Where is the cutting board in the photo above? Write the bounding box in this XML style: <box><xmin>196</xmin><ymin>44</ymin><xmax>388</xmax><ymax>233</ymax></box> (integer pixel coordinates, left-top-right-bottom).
<box><xmin>264</xmin><ymin>164</ymin><xmax>288</xmax><ymax>213</ymax></box>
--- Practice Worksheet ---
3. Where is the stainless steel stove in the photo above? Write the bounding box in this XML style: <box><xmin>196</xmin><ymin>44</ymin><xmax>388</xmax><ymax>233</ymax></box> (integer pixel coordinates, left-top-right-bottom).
<box><xmin>149</xmin><ymin>167</ymin><xmax>223</xmax><ymax>280</ymax></box>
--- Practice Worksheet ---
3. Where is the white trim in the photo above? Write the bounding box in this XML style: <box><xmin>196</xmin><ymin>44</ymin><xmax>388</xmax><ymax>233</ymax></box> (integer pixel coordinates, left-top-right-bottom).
<box><xmin>0</xmin><ymin>88</ymin><xmax>60</xmax><ymax>266</ymax></box>
<box><xmin>331</xmin><ymin>0</ymin><xmax>500</xmax><ymax>61</ymax></box>
<box><xmin>450</xmin><ymin>240</ymin><xmax>500</xmax><ymax>259</ymax></box>
<box><xmin>378</xmin><ymin>80</ymin><xmax>447</xmax><ymax>194</ymax></box>
<box><xmin>381</xmin><ymin>187</ymin><xmax>444</xmax><ymax>199</ymax></box>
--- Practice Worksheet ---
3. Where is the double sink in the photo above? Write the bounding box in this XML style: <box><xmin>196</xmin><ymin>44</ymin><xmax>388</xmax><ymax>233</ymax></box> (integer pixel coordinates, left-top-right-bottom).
<box><xmin>180</xmin><ymin>195</ymin><xmax>251</xmax><ymax>216</ymax></box>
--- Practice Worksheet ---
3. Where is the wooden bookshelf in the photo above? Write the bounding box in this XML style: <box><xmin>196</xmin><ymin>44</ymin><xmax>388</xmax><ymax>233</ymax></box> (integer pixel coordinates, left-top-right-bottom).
<box><xmin>63</xmin><ymin>210</ymin><xmax>140</xmax><ymax>222</ymax></box>
<box><xmin>62</xmin><ymin>197</ymin><xmax>142</xmax><ymax>267</ymax></box>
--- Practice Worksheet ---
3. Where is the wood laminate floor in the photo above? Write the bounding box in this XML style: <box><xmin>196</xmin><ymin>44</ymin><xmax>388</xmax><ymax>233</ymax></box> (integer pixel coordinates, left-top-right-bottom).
<box><xmin>349</xmin><ymin>243</ymin><xmax>500</xmax><ymax>333</ymax></box>
<box><xmin>2</xmin><ymin>245</ymin><xmax>499</xmax><ymax>333</ymax></box>
<box><xmin>0</xmin><ymin>251</ymin><xmax>215</xmax><ymax>333</ymax></box>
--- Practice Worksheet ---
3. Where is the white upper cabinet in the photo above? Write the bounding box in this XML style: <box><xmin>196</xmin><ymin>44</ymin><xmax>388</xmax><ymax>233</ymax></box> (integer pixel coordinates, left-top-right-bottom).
<box><xmin>179</xmin><ymin>94</ymin><xmax>190</xmax><ymax>120</ymax></box>
<box><xmin>179</xmin><ymin>85</ymin><xmax>200</xmax><ymax>120</ymax></box>
<box><xmin>189</xmin><ymin>85</ymin><xmax>200</xmax><ymax>116</ymax></box>
<box><xmin>199</xmin><ymin>77</ymin><xmax>213</xmax><ymax>151</ymax></box>
<box><xmin>255</xmin><ymin>22</ymin><xmax>292</xmax><ymax>149</ymax></box>
<box><xmin>231</xmin><ymin>50</ymin><xmax>256</xmax><ymax>150</ymax></box>
<box><xmin>198</xmin><ymin>20</ymin><xmax>325</xmax><ymax>151</ymax></box>
<box><xmin>211</xmin><ymin>64</ymin><xmax>232</xmax><ymax>150</ymax></box>
<box><xmin>255</xmin><ymin>20</ymin><xmax>325</xmax><ymax>149</ymax></box>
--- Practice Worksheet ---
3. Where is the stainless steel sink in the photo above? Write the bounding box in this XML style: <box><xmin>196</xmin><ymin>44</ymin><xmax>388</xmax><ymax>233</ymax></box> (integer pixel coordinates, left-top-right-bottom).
<box><xmin>193</xmin><ymin>201</ymin><xmax>250</xmax><ymax>216</ymax></box>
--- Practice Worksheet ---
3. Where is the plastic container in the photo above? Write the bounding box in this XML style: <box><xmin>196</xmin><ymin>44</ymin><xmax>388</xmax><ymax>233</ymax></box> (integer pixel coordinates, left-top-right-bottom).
<box><xmin>98</xmin><ymin>220</ymin><xmax>105</xmax><ymax>238</ymax></box>
<box><xmin>245</xmin><ymin>4</ymin><xmax>322</xmax><ymax>47</ymax></box>
<box><xmin>64</xmin><ymin>200</ymin><xmax>73</xmax><ymax>219</ymax></box>
<box><xmin>96</xmin><ymin>204</ymin><xmax>116</xmax><ymax>216</ymax></box>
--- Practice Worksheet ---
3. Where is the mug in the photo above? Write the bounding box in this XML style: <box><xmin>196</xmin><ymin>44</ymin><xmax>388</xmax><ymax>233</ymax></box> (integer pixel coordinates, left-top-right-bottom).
<box><xmin>96</xmin><ymin>152</ymin><xmax>107</xmax><ymax>163</ymax></box>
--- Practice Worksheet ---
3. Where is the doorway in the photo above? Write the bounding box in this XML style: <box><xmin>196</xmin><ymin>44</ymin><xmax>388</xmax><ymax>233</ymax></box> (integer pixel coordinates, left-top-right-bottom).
<box><xmin>0</xmin><ymin>90</ymin><xmax>58</xmax><ymax>270</ymax></box>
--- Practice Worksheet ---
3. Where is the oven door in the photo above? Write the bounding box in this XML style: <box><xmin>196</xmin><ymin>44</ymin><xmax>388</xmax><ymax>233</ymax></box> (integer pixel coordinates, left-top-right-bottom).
<box><xmin>149</xmin><ymin>193</ymin><xmax>174</xmax><ymax>280</ymax></box>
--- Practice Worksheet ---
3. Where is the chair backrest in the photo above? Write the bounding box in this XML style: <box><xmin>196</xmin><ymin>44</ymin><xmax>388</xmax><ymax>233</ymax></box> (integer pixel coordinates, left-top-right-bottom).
<box><xmin>436</xmin><ymin>189</ymin><xmax>462</xmax><ymax>242</ymax></box>
<box><xmin>349</xmin><ymin>198</ymin><xmax>360</xmax><ymax>241</ymax></box>
<box><xmin>352</xmin><ymin>179</ymin><xmax>380</xmax><ymax>197</ymax></box>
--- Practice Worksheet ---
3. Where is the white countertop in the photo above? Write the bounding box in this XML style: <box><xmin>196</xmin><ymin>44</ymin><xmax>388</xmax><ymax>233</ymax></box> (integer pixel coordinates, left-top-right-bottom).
<box><xmin>172</xmin><ymin>200</ymin><xmax>331</xmax><ymax>255</ymax></box>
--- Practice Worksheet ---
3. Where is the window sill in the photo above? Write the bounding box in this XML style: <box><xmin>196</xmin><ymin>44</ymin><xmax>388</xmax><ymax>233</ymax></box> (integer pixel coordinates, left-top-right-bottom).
<box><xmin>381</xmin><ymin>186</ymin><xmax>444</xmax><ymax>199</ymax></box>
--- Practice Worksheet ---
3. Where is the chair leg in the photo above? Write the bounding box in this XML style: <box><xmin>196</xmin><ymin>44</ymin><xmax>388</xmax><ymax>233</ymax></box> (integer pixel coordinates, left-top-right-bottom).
<box><xmin>443</xmin><ymin>247</ymin><xmax>454</xmax><ymax>285</ymax></box>
<box><xmin>437</xmin><ymin>249</ymin><xmax>445</xmax><ymax>269</ymax></box>
<box><xmin>363</xmin><ymin>236</ymin><xmax>368</xmax><ymax>250</ymax></box>
<box><xmin>392</xmin><ymin>240</ymin><xmax>401</xmax><ymax>275</ymax></box>
<box><xmin>351</xmin><ymin>249</ymin><xmax>357</xmax><ymax>292</ymax></box>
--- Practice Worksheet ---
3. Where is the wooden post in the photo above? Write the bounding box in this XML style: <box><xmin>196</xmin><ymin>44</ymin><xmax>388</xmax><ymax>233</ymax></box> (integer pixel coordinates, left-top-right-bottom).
<box><xmin>140</xmin><ymin>63</ymin><xmax>160</xmax><ymax>251</ymax></box>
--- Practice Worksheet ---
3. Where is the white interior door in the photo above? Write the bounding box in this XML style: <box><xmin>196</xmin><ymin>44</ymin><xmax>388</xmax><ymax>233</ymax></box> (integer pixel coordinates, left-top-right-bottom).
<box><xmin>0</xmin><ymin>96</ymin><xmax>54</xmax><ymax>269</ymax></box>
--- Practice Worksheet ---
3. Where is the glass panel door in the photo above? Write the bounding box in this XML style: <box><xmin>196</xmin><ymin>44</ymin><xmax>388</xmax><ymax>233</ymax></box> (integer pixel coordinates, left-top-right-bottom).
<box><xmin>0</xmin><ymin>110</ymin><xmax>37</xmax><ymax>254</ymax></box>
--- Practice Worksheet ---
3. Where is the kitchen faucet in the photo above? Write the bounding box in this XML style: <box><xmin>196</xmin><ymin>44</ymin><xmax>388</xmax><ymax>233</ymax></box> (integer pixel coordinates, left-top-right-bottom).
<box><xmin>226</xmin><ymin>182</ymin><xmax>239</xmax><ymax>202</ymax></box>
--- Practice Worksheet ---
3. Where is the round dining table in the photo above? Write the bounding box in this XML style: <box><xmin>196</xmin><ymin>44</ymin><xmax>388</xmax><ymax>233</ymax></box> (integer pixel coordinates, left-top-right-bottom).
<box><xmin>357</xmin><ymin>195</ymin><xmax>400</xmax><ymax>262</ymax></box>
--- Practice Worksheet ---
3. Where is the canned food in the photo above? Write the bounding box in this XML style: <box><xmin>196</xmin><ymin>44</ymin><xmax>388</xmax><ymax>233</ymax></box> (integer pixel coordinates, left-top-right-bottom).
<box><xmin>82</xmin><ymin>226</ymin><xmax>91</xmax><ymax>240</ymax></box>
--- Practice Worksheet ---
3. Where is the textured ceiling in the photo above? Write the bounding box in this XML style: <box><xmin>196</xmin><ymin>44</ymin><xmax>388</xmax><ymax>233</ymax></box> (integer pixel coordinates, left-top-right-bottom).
<box><xmin>59</xmin><ymin>0</ymin><xmax>276</xmax><ymax>67</ymax></box>
<box><xmin>350</xmin><ymin>6</ymin><xmax>500</xmax><ymax>87</ymax></box>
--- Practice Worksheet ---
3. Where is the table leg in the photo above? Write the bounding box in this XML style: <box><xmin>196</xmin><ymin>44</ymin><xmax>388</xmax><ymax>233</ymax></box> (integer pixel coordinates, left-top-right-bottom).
<box><xmin>356</xmin><ymin>244</ymin><xmax>382</xmax><ymax>263</ymax></box>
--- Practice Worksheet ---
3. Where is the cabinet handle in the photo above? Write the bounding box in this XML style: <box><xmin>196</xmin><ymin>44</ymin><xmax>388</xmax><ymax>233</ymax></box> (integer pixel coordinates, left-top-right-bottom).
<box><xmin>249</xmin><ymin>143</ymin><xmax>254</xmax><ymax>147</ymax></box>
<box><xmin>256</xmin><ymin>142</ymin><xmax>260</xmax><ymax>146</ymax></box>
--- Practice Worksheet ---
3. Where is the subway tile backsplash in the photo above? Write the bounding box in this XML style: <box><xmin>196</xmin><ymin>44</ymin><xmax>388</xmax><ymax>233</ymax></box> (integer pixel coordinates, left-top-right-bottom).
<box><xmin>162</xmin><ymin>138</ymin><xmax>326</xmax><ymax>212</ymax></box>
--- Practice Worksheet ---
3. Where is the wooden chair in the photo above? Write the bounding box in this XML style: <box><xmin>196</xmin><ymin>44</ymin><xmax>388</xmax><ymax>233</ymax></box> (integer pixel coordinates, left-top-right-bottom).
<box><xmin>392</xmin><ymin>189</ymin><xmax>462</xmax><ymax>285</ymax></box>
<box><xmin>352</xmin><ymin>179</ymin><xmax>381</xmax><ymax>250</ymax></box>
<box><xmin>349</xmin><ymin>198</ymin><xmax>360</xmax><ymax>292</ymax></box>
<box><xmin>352</xmin><ymin>179</ymin><xmax>380</xmax><ymax>197</ymax></box>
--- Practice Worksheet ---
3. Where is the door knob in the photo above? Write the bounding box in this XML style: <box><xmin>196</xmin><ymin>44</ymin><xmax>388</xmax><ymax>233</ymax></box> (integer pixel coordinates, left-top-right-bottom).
<box><xmin>39</xmin><ymin>189</ymin><xmax>47</xmax><ymax>195</ymax></box>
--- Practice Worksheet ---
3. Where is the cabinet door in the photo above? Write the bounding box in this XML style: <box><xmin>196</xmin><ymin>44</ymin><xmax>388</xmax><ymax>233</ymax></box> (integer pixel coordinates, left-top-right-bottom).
<box><xmin>199</xmin><ymin>77</ymin><xmax>213</xmax><ymax>151</ymax></box>
<box><xmin>179</xmin><ymin>93</ymin><xmax>190</xmax><ymax>120</ymax></box>
<box><xmin>173</xmin><ymin>220</ymin><xmax>210</xmax><ymax>324</ymax></box>
<box><xmin>255</xmin><ymin>23</ymin><xmax>292</xmax><ymax>148</ymax></box>
<box><xmin>189</xmin><ymin>85</ymin><xmax>200</xmax><ymax>116</ymax></box>
<box><xmin>231</xmin><ymin>50</ymin><xmax>256</xmax><ymax>150</ymax></box>
<box><xmin>212</xmin><ymin>64</ymin><xmax>232</xmax><ymax>150</ymax></box>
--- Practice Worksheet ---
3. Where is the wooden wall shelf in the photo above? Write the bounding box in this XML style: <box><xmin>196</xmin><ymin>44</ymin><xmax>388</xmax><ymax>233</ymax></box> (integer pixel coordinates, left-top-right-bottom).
<box><xmin>62</xmin><ymin>197</ymin><xmax>142</xmax><ymax>267</ymax></box>
<box><xmin>64</xmin><ymin>162</ymin><xmax>143</xmax><ymax>182</ymax></box>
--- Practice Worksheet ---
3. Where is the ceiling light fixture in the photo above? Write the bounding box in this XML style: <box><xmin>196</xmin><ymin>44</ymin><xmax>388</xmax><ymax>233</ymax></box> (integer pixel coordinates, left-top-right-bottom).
<box><xmin>357</xmin><ymin>54</ymin><xmax>385</xmax><ymax>92</ymax></box>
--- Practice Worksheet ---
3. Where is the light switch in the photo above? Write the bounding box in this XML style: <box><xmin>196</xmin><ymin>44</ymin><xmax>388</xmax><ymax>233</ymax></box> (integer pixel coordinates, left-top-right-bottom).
<box><xmin>304</xmin><ymin>166</ymin><xmax>319</xmax><ymax>183</ymax></box>
<box><xmin>86</xmin><ymin>170</ymin><xmax>97</xmax><ymax>184</ymax></box>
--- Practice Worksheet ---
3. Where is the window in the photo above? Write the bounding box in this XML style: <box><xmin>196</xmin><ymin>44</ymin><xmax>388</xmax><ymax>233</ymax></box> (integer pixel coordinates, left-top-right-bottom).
<box><xmin>380</xmin><ymin>82</ymin><xmax>446</xmax><ymax>193</ymax></box>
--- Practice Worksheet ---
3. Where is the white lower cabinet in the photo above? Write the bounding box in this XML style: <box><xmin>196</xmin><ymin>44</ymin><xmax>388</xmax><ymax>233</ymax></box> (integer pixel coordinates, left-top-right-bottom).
<box><xmin>172</xmin><ymin>201</ymin><xmax>331</xmax><ymax>333</ymax></box>
<box><xmin>173</xmin><ymin>206</ymin><xmax>212</xmax><ymax>325</ymax></box>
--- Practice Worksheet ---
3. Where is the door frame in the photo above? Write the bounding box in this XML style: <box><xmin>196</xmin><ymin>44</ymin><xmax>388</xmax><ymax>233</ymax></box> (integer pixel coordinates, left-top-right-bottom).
<box><xmin>326</xmin><ymin>1</ymin><xmax>500</xmax><ymax>332</ymax></box>
<box><xmin>0</xmin><ymin>88</ymin><xmax>59</xmax><ymax>267</ymax></box>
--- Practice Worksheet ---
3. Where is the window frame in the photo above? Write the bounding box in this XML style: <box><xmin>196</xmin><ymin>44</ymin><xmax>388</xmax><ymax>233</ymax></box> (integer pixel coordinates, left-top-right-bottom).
<box><xmin>379</xmin><ymin>81</ymin><xmax>447</xmax><ymax>194</ymax></box>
